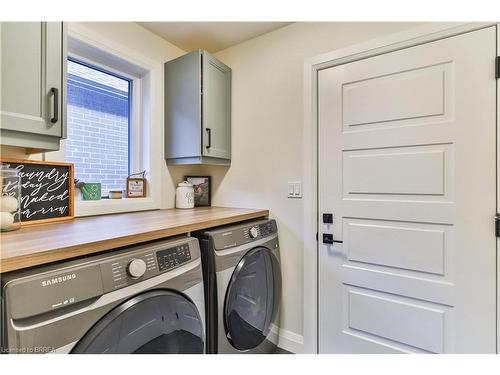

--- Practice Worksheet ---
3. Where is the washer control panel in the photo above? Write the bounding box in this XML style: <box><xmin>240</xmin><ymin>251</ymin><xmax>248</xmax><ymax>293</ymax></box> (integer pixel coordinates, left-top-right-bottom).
<box><xmin>127</xmin><ymin>258</ymin><xmax>147</xmax><ymax>278</ymax></box>
<box><xmin>109</xmin><ymin>252</ymin><xmax>157</xmax><ymax>289</ymax></box>
<box><xmin>157</xmin><ymin>244</ymin><xmax>191</xmax><ymax>272</ymax></box>
<box><xmin>99</xmin><ymin>237</ymin><xmax>199</xmax><ymax>292</ymax></box>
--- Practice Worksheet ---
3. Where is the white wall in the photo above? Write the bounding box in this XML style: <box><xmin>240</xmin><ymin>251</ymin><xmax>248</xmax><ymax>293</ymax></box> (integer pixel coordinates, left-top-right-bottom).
<box><xmin>201</xmin><ymin>22</ymin><xmax>424</xmax><ymax>352</ymax></box>
<box><xmin>71</xmin><ymin>22</ymin><xmax>185</xmax><ymax>65</ymax></box>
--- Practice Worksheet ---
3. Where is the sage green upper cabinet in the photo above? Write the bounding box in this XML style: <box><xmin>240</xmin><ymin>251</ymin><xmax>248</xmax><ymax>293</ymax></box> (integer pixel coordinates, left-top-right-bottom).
<box><xmin>165</xmin><ymin>50</ymin><xmax>231</xmax><ymax>165</ymax></box>
<box><xmin>0</xmin><ymin>22</ymin><xmax>67</xmax><ymax>152</ymax></box>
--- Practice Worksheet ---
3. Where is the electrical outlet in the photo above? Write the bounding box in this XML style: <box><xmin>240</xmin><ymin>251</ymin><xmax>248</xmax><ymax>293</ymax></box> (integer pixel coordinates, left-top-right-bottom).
<box><xmin>287</xmin><ymin>182</ymin><xmax>302</xmax><ymax>198</ymax></box>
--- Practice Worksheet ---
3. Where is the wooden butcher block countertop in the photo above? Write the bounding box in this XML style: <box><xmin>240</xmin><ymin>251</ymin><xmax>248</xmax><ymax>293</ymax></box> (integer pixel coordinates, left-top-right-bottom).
<box><xmin>0</xmin><ymin>207</ymin><xmax>269</xmax><ymax>273</ymax></box>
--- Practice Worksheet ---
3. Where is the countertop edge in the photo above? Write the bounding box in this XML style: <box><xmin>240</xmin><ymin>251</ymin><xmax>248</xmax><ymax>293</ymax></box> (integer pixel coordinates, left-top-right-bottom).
<box><xmin>0</xmin><ymin>208</ymin><xmax>269</xmax><ymax>274</ymax></box>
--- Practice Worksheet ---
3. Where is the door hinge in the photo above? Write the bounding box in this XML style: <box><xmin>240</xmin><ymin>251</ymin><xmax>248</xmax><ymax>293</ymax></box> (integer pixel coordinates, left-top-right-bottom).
<box><xmin>496</xmin><ymin>56</ymin><xmax>500</xmax><ymax>79</ymax></box>
<box><xmin>495</xmin><ymin>213</ymin><xmax>500</xmax><ymax>237</ymax></box>
<box><xmin>316</xmin><ymin>232</ymin><xmax>318</xmax><ymax>241</ymax></box>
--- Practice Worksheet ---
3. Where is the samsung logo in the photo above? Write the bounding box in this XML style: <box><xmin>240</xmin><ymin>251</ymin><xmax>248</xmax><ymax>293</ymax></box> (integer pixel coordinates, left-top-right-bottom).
<box><xmin>41</xmin><ymin>273</ymin><xmax>76</xmax><ymax>287</ymax></box>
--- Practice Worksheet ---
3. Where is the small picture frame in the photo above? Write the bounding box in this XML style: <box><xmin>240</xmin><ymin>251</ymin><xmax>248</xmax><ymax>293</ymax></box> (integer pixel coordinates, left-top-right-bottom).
<box><xmin>184</xmin><ymin>176</ymin><xmax>211</xmax><ymax>207</ymax></box>
<box><xmin>126</xmin><ymin>177</ymin><xmax>146</xmax><ymax>198</ymax></box>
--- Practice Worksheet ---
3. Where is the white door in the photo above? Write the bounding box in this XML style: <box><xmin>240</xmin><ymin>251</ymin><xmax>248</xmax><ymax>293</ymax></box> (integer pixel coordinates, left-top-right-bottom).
<box><xmin>318</xmin><ymin>27</ymin><xmax>497</xmax><ymax>354</ymax></box>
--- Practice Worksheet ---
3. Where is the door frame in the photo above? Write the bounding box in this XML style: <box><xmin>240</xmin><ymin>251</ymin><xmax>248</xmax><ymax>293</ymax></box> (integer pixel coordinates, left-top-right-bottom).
<box><xmin>302</xmin><ymin>21</ymin><xmax>498</xmax><ymax>354</ymax></box>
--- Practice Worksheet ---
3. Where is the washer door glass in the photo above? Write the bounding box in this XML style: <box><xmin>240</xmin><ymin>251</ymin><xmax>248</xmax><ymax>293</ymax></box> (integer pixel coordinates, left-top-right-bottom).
<box><xmin>71</xmin><ymin>290</ymin><xmax>204</xmax><ymax>354</ymax></box>
<box><xmin>224</xmin><ymin>247</ymin><xmax>281</xmax><ymax>351</ymax></box>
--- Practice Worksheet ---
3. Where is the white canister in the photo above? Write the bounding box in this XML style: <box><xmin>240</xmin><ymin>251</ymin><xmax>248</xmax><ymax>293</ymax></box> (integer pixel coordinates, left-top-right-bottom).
<box><xmin>175</xmin><ymin>181</ymin><xmax>194</xmax><ymax>209</ymax></box>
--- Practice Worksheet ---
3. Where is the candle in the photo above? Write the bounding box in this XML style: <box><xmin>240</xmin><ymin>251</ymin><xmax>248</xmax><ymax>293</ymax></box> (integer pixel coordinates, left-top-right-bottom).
<box><xmin>0</xmin><ymin>196</ymin><xmax>19</xmax><ymax>213</ymax></box>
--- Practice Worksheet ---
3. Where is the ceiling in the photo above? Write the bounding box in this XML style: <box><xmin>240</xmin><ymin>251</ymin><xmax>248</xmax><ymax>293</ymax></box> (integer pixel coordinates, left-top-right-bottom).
<box><xmin>137</xmin><ymin>22</ymin><xmax>292</xmax><ymax>53</ymax></box>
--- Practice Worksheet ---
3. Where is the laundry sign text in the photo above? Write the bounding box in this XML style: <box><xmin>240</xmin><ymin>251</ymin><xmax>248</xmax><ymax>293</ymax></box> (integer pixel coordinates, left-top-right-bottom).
<box><xmin>0</xmin><ymin>159</ymin><xmax>74</xmax><ymax>225</ymax></box>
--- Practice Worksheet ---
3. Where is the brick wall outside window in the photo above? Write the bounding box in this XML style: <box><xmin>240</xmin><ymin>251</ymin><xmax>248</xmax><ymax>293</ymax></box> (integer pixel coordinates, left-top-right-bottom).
<box><xmin>65</xmin><ymin>60</ymin><xmax>131</xmax><ymax>197</ymax></box>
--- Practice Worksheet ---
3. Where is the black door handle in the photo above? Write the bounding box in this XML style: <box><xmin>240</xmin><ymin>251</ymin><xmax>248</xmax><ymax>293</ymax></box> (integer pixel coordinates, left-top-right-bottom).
<box><xmin>50</xmin><ymin>87</ymin><xmax>58</xmax><ymax>124</ymax></box>
<box><xmin>323</xmin><ymin>233</ymin><xmax>343</xmax><ymax>244</ymax></box>
<box><xmin>205</xmin><ymin>128</ymin><xmax>211</xmax><ymax>149</ymax></box>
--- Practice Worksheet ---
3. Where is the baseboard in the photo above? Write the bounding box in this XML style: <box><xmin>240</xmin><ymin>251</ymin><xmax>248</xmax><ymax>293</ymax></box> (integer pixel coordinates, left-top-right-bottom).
<box><xmin>271</xmin><ymin>324</ymin><xmax>304</xmax><ymax>354</ymax></box>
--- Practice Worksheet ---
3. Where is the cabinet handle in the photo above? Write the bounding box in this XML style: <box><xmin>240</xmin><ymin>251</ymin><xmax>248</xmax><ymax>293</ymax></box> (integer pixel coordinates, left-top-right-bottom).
<box><xmin>206</xmin><ymin>128</ymin><xmax>211</xmax><ymax>149</ymax></box>
<box><xmin>50</xmin><ymin>87</ymin><xmax>58</xmax><ymax>124</ymax></box>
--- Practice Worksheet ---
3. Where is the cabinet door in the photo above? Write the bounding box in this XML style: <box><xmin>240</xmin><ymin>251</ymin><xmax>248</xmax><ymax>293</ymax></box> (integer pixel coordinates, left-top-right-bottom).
<box><xmin>164</xmin><ymin>50</ymin><xmax>202</xmax><ymax>160</ymax></box>
<box><xmin>202</xmin><ymin>51</ymin><xmax>231</xmax><ymax>159</ymax></box>
<box><xmin>1</xmin><ymin>22</ymin><xmax>63</xmax><ymax>137</ymax></box>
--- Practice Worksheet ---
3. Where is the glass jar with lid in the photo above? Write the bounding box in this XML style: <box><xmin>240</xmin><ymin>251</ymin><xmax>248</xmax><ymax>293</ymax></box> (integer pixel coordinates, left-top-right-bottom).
<box><xmin>0</xmin><ymin>165</ymin><xmax>21</xmax><ymax>231</ymax></box>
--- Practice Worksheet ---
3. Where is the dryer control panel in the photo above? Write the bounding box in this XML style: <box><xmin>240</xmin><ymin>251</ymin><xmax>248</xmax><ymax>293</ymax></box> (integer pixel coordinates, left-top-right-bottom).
<box><xmin>209</xmin><ymin>219</ymin><xmax>278</xmax><ymax>250</ymax></box>
<box><xmin>242</xmin><ymin>220</ymin><xmax>277</xmax><ymax>242</ymax></box>
<box><xmin>258</xmin><ymin>221</ymin><xmax>275</xmax><ymax>237</ymax></box>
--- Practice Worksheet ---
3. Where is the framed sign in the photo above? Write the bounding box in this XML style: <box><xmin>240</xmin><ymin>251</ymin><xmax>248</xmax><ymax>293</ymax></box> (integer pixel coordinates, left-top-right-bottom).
<box><xmin>126</xmin><ymin>170</ymin><xmax>147</xmax><ymax>198</ymax></box>
<box><xmin>126</xmin><ymin>178</ymin><xmax>146</xmax><ymax>198</ymax></box>
<box><xmin>184</xmin><ymin>176</ymin><xmax>211</xmax><ymax>206</ymax></box>
<box><xmin>0</xmin><ymin>158</ymin><xmax>74</xmax><ymax>225</ymax></box>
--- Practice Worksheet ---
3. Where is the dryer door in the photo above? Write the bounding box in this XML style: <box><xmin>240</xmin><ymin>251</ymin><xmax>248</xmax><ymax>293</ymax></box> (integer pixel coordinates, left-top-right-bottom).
<box><xmin>224</xmin><ymin>247</ymin><xmax>281</xmax><ymax>351</ymax></box>
<box><xmin>71</xmin><ymin>290</ymin><xmax>204</xmax><ymax>354</ymax></box>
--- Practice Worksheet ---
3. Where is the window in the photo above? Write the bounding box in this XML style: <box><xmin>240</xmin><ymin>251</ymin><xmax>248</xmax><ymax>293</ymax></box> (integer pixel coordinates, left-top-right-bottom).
<box><xmin>61</xmin><ymin>29</ymin><xmax>160</xmax><ymax>216</ymax></box>
<box><xmin>65</xmin><ymin>58</ymin><xmax>132</xmax><ymax>197</ymax></box>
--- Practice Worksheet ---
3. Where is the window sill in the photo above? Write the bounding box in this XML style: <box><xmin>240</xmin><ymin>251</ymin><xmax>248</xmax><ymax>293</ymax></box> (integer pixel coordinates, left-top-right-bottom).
<box><xmin>75</xmin><ymin>197</ymin><xmax>159</xmax><ymax>217</ymax></box>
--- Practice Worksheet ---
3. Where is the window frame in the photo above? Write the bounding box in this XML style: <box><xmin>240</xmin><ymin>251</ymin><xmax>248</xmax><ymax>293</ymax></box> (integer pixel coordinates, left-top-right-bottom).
<box><xmin>48</xmin><ymin>23</ymin><xmax>163</xmax><ymax>217</ymax></box>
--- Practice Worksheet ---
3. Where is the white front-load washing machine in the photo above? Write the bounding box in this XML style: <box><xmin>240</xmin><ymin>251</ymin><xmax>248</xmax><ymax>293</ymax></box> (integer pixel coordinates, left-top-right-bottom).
<box><xmin>194</xmin><ymin>219</ymin><xmax>282</xmax><ymax>354</ymax></box>
<box><xmin>1</xmin><ymin>236</ymin><xmax>205</xmax><ymax>354</ymax></box>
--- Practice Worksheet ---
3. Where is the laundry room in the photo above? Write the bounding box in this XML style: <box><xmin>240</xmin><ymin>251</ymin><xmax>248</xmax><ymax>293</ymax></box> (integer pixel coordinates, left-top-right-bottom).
<box><xmin>1</xmin><ymin>0</ymin><xmax>500</xmax><ymax>374</ymax></box>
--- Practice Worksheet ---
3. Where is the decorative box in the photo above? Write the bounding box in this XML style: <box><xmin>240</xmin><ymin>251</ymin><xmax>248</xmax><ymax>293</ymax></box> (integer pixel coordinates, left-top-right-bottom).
<box><xmin>81</xmin><ymin>183</ymin><xmax>101</xmax><ymax>200</ymax></box>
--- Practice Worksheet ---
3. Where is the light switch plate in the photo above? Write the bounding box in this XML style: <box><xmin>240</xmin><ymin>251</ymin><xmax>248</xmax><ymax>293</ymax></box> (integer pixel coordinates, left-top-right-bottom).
<box><xmin>288</xmin><ymin>181</ymin><xmax>302</xmax><ymax>198</ymax></box>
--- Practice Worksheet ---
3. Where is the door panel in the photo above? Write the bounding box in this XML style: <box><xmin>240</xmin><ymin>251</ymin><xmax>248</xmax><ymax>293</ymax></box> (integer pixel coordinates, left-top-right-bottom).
<box><xmin>71</xmin><ymin>290</ymin><xmax>204</xmax><ymax>354</ymax></box>
<box><xmin>346</xmin><ymin>286</ymin><xmax>446</xmax><ymax>353</ymax></box>
<box><xmin>0</xmin><ymin>22</ymin><xmax>62</xmax><ymax>137</ymax></box>
<box><xmin>202</xmin><ymin>51</ymin><xmax>231</xmax><ymax>159</ymax></box>
<box><xmin>224</xmin><ymin>247</ymin><xmax>281</xmax><ymax>351</ymax></box>
<box><xmin>318</xmin><ymin>27</ymin><xmax>497</xmax><ymax>353</ymax></box>
<box><xmin>342</xmin><ymin>62</ymin><xmax>451</xmax><ymax>129</ymax></box>
<box><xmin>164</xmin><ymin>50</ymin><xmax>202</xmax><ymax>159</ymax></box>
<box><xmin>344</xmin><ymin>218</ymin><xmax>447</xmax><ymax>275</ymax></box>
<box><xmin>1</xmin><ymin>22</ymin><xmax>42</xmax><ymax>119</ymax></box>
<box><xmin>343</xmin><ymin>145</ymin><xmax>449</xmax><ymax>197</ymax></box>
